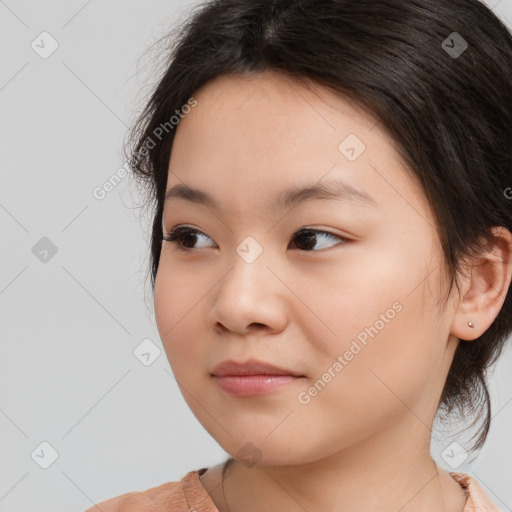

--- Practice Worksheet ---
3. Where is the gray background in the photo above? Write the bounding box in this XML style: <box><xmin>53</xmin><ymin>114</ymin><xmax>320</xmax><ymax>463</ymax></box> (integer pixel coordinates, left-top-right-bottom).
<box><xmin>1</xmin><ymin>1</ymin><xmax>511</xmax><ymax>510</ymax></box>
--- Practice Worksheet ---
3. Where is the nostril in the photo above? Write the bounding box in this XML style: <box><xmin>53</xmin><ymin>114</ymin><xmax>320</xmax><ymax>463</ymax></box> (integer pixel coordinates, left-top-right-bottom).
<box><xmin>249</xmin><ymin>322</ymin><xmax>267</xmax><ymax>329</ymax></box>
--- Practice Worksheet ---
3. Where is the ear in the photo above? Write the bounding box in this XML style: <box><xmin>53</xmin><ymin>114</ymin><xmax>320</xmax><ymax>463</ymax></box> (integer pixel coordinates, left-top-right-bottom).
<box><xmin>451</xmin><ymin>226</ymin><xmax>512</xmax><ymax>341</ymax></box>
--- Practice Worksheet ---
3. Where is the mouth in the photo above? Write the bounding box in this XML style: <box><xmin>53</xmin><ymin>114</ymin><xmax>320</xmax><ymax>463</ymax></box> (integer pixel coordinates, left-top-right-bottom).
<box><xmin>211</xmin><ymin>358</ymin><xmax>305</xmax><ymax>378</ymax></box>
<box><xmin>211</xmin><ymin>358</ymin><xmax>306</xmax><ymax>397</ymax></box>
<box><xmin>212</xmin><ymin>374</ymin><xmax>303</xmax><ymax>396</ymax></box>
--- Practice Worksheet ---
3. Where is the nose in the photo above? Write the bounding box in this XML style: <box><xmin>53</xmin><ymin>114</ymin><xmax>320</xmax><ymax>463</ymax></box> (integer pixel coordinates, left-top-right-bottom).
<box><xmin>207</xmin><ymin>250</ymin><xmax>289</xmax><ymax>336</ymax></box>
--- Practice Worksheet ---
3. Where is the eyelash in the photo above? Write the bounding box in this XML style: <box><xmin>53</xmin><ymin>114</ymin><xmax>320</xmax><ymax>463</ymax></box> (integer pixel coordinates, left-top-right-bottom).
<box><xmin>162</xmin><ymin>225</ymin><xmax>351</xmax><ymax>253</ymax></box>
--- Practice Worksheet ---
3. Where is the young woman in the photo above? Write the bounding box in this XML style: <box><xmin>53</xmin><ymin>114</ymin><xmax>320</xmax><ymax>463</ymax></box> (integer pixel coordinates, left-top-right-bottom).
<box><xmin>85</xmin><ymin>0</ymin><xmax>512</xmax><ymax>510</ymax></box>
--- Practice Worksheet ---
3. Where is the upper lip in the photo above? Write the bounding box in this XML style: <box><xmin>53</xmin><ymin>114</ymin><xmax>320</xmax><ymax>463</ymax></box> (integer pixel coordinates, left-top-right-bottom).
<box><xmin>212</xmin><ymin>359</ymin><xmax>305</xmax><ymax>377</ymax></box>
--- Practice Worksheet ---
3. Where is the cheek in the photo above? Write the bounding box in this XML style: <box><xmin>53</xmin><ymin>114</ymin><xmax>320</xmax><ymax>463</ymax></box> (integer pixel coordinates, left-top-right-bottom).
<box><xmin>305</xmin><ymin>247</ymin><xmax>444</xmax><ymax>411</ymax></box>
<box><xmin>289</xmin><ymin>306</ymin><xmax>442</xmax><ymax>458</ymax></box>
<box><xmin>154</xmin><ymin>262</ymin><xmax>206</xmax><ymax>376</ymax></box>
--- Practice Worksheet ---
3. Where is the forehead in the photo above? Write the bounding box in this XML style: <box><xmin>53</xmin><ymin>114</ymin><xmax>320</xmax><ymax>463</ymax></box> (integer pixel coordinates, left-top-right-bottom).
<box><xmin>175</xmin><ymin>71</ymin><xmax>380</xmax><ymax>154</ymax></box>
<box><xmin>166</xmin><ymin>71</ymin><xmax>431</xmax><ymax>223</ymax></box>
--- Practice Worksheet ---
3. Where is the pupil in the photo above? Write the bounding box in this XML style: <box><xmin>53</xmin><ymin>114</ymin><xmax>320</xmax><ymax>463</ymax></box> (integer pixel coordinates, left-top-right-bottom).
<box><xmin>183</xmin><ymin>231</ymin><xmax>197</xmax><ymax>248</ymax></box>
<box><xmin>297</xmin><ymin>231</ymin><xmax>316</xmax><ymax>250</ymax></box>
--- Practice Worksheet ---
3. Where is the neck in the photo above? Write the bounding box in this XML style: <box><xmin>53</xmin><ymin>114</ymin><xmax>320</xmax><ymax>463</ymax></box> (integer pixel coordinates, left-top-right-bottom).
<box><xmin>219</xmin><ymin>422</ymin><xmax>455</xmax><ymax>512</ymax></box>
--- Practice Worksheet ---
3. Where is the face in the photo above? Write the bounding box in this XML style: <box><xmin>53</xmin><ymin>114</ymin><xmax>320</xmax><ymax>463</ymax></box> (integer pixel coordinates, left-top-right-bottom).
<box><xmin>154</xmin><ymin>71</ymin><xmax>459</xmax><ymax>465</ymax></box>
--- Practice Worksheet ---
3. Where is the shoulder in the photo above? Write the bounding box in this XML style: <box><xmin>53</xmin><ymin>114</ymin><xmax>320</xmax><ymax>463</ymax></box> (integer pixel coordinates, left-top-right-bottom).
<box><xmin>449</xmin><ymin>472</ymin><xmax>503</xmax><ymax>512</ymax></box>
<box><xmin>83</xmin><ymin>469</ymin><xmax>203</xmax><ymax>512</ymax></box>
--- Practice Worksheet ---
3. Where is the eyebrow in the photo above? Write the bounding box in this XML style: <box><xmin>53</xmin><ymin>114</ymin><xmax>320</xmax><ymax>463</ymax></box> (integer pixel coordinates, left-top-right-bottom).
<box><xmin>164</xmin><ymin>179</ymin><xmax>379</xmax><ymax>211</ymax></box>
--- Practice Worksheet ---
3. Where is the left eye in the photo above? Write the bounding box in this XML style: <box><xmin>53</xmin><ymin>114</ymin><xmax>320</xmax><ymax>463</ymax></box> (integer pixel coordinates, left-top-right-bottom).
<box><xmin>162</xmin><ymin>226</ymin><xmax>349</xmax><ymax>252</ymax></box>
<box><xmin>289</xmin><ymin>228</ymin><xmax>348</xmax><ymax>251</ymax></box>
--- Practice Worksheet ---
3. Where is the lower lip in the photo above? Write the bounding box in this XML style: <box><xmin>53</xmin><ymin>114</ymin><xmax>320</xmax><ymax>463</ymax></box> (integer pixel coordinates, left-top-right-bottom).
<box><xmin>214</xmin><ymin>375</ymin><xmax>301</xmax><ymax>396</ymax></box>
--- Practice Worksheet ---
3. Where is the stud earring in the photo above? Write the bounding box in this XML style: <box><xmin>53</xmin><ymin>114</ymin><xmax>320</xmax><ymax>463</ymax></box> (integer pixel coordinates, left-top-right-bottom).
<box><xmin>468</xmin><ymin>321</ymin><xmax>474</xmax><ymax>328</ymax></box>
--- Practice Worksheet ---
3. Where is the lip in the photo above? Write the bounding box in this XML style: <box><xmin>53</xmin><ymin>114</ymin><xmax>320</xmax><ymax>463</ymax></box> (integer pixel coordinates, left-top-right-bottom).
<box><xmin>211</xmin><ymin>358</ymin><xmax>305</xmax><ymax>377</ymax></box>
<box><xmin>211</xmin><ymin>359</ymin><xmax>305</xmax><ymax>397</ymax></box>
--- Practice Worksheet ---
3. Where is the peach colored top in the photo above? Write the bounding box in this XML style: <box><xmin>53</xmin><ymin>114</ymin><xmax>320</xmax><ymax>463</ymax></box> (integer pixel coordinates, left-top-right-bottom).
<box><xmin>84</xmin><ymin>468</ymin><xmax>502</xmax><ymax>511</ymax></box>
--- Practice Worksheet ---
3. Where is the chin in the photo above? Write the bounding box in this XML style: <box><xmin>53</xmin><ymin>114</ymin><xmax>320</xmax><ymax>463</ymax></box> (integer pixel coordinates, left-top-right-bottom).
<box><xmin>213</xmin><ymin>434</ymin><xmax>320</xmax><ymax>468</ymax></box>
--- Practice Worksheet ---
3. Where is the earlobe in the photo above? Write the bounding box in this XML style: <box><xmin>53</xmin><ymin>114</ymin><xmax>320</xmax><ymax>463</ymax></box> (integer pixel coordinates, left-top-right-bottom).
<box><xmin>450</xmin><ymin>226</ymin><xmax>512</xmax><ymax>342</ymax></box>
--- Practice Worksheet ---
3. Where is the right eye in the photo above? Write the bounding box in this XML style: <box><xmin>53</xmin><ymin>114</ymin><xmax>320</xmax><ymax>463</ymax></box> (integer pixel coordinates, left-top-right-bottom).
<box><xmin>162</xmin><ymin>226</ymin><xmax>217</xmax><ymax>252</ymax></box>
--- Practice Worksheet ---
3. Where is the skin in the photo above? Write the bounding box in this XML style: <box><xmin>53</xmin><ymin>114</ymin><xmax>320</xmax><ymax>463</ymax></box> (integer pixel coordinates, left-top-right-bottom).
<box><xmin>154</xmin><ymin>70</ymin><xmax>512</xmax><ymax>512</ymax></box>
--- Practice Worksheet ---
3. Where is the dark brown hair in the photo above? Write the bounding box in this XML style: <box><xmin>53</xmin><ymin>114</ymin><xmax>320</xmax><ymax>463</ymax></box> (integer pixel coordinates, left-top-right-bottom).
<box><xmin>123</xmin><ymin>0</ymin><xmax>512</xmax><ymax>453</ymax></box>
